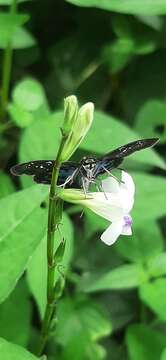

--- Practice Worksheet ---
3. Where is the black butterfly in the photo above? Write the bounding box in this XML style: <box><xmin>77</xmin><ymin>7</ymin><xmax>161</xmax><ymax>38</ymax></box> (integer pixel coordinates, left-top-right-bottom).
<box><xmin>10</xmin><ymin>138</ymin><xmax>159</xmax><ymax>190</ymax></box>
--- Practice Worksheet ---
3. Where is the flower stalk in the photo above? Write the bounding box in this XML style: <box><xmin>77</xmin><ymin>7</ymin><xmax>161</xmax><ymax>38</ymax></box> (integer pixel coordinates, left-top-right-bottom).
<box><xmin>36</xmin><ymin>96</ymin><xmax>94</xmax><ymax>356</ymax></box>
<box><xmin>36</xmin><ymin>132</ymin><xmax>67</xmax><ymax>356</ymax></box>
<box><xmin>0</xmin><ymin>0</ymin><xmax>17</xmax><ymax>121</ymax></box>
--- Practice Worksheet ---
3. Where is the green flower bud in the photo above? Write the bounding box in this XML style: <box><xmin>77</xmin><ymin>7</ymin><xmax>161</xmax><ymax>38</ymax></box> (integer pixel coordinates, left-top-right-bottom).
<box><xmin>54</xmin><ymin>277</ymin><xmax>65</xmax><ymax>300</ymax></box>
<box><xmin>60</xmin><ymin>102</ymin><xmax>94</xmax><ymax>162</ymax></box>
<box><xmin>54</xmin><ymin>240</ymin><xmax>66</xmax><ymax>263</ymax></box>
<box><xmin>63</xmin><ymin>95</ymin><xmax>78</xmax><ymax>135</ymax></box>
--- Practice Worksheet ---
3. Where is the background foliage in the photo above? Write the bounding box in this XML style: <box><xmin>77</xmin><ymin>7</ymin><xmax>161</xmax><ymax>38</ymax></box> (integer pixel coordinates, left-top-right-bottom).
<box><xmin>0</xmin><ymin>0</ymin><xmax>166</xmax><ymax>359</ymax></box>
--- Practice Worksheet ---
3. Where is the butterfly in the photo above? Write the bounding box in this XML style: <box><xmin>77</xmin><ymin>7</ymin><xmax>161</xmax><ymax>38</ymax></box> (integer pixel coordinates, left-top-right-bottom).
<box><xmin>10</xmin><ymin>138</ymin><xmax>159</xmax><ymax>191</ymax></box>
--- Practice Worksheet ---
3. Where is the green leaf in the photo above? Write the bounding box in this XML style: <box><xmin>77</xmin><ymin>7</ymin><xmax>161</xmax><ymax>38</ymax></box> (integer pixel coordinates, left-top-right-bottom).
<box><xmin>57</xmin><ymin>297</ymin><xmax>111</xmax><ymax>343</ymax></box>
<box><xmin>84</xmin><ymin>208</ymin><xmax>109</xmax><ymax>240</ymax></box>
<box><xmin>0</xmin><ymin>0</ymin><xmax>29</xmax><ymax>4</ymax></box>
<box><xmin>11</xmin><ymin>27</ymin><xmax>36</xmax><ymax>49</ymax></box>
<box><xmin>19</xmin><ymin>111</ymin><xmax>62</xmax><ymax>160</ymax></box>
<box><xmin>0</xmin><ymin>279</ymin><xmax>31</xmax><ymax>346</ymax></box>
<box><xmin>0</xmin><ymin>27</ymin><xmax>36</xmax><ymax>50</ymax></box>
<box><xmin>132</xmin><ymin>172</ymin><xmax>166</xmax><ymax>222</ymax></box>
<box><xmin>111</xmin><ymin>14</ymin><xmax>157</xmax><ymax>56</ymax></box>
<box><xmin>116</xmin><ymin>221</ymin><xmax>164</xmax><ymax>263</ymax></box>
<box><xmin>81</xmin><ymin>264</ymin><xmax>147</xmax><ymax>293</ymax></box>
<box><xmin>66</xmin><ymin>0</ymin><xmax>166</xmax><ymax>15</ymax></box>
<box><xmin>82</xmin><ymin>111</ymin><xmax>165</xmax><ymax>169</ymax></box>
<box><xmin>126</xmin><ymin>324</ymin><xmax>166</xmax><ymax>360</ymax></box>
<box><xmin>106</xmin><ymin>339</ymin><xmax>127</xmax><ymax>360</ymax></box>
<box><xmin>74</xmin><ymin>228</ymin><xmax>122</xmax><ymax>275</ymax></box>
<box><xmin>136</xmin><ymin>15</ymin><xmax>163</xmax><ymax>30</ymax></box>
<box><xmin>139</xmin><ymin>279</ymin><xmax>166</xmax><ymax>321</ymax></box>
<box><xmin>0</xmin><ymin>12</ymin><xmax>29</xmax><ymax>48</ymax></box>
<box><xmin>13</xmin><ymin>78</ymin><xmax>46</xmax><ymax>112</ymax></box>
<box><xmin>56</xmin><ymin>296</ymin><xmax>111</xmax><ymax>360</ymax></box>
<box><xmin>19</xmin><ymin>112</ymin><xmax>63</xmax><ymax>187</ymax></box>
<box><xmin>102</xmin><ymin>40</ymin><xmax>134</xmax><ymax>74</ymax></box>
<box><xmin>147</xmin><ymin>253</ymin><xmax>166</xmax><ymax>278</ymax></box>
<box><xmin>112</xmin><ymin>13</ymin><xmax>156</xmax><ymax>39</ymax></box>
<box><xmin>8</xmin><ymin>103</ymin><xmax>34</xmax><ymax>128</ymax></box>
<box><xmin>102</xmin><ymin>15</ymin><xmax>157</xmax><ymax>74</ymax></box>
<box><xmin>0</xmin><ymin>338</ymin><xmax>38</xmax><ymax>360</ymax></box>
<box><xmin>107</xmin><ymin>292</ymin><xmax>137</xmax><ymax>333</ymax></box>
<box><xmin>0</xmin><ymin>171</ymin><xmax>15</xmax><ymax>198</ymax></box>
<box><xmin>121</xmin><ymin>51</ymin><xmax>166</xmax><ymax>122</ymax></box>
<box><xmin>0</xmin><ymin>185</ymin><xmax>48</xmax><ymax>303</ymax></box>
<box><xmin>27</xmin><ymin>213</ymin><xmax>74</xmax><ymax>318</ymax></box>
<box><xmin>161</xmin><ymin>349</ymin><xmax>166</xmax><ymax>360</ymax></box>
<box><xmin>135</xmin><ymin>100</ymin><xmax>166</xmax><ymax>144</ymax></box>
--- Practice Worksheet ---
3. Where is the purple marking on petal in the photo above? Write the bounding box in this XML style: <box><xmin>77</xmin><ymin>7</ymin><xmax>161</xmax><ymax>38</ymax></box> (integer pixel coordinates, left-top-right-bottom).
<box><xmin>124</xmin><ymin>215</ymin><xmax>132</xmax><ymax>226</ymax></box>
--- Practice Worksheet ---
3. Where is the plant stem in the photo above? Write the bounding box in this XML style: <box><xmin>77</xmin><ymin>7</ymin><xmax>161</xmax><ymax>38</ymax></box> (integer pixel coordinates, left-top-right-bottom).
<box><xmin>0</xmin><ymin>120</ymin><xmax>13</xmax><ymax>133</ymax></box>
<box><xmin>0</xmin><ymin>0</ymin><xmax>17</xmax><ymax>121</ymax></box>
<box><xmin>36</xmin><ymin>134</ymin><xmax>67</xmax><ymax>357</ymax></box>
<box><xmin>140</xmin><ymin>302</ymin><xmax>148</xmax><ymax>324</ymax></box>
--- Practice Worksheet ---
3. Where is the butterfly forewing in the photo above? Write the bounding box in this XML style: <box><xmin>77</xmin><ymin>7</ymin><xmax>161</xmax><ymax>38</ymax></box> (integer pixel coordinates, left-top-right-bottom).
<box><xmin>11</xmin><ymin>160</ymin><xmax>54</xmax><ymax>176</ymax></box>
<box><xmin>94</xmin><ymin>138</ymin><xmax>159</xmax><ymax>176</ymax></box>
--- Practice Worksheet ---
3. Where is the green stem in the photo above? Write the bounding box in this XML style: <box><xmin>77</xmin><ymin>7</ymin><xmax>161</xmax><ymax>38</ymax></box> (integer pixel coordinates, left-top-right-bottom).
<box><xmin>140</xmin><ymin>302</ymin><xmax>148</xmax><ymax>323</ymax></box>
<box><xmin>74</xmin><ymin>60</ymin><xmax>101</xmax><ymax>90</ymax></box>
<box><xmin>36</xmin><ymin>134</ymin><xmax>67</xmax><ymax>357</ymax></box>
<box><xmin>0</xmin><ymin>120</ymin><xmax>13</xmax><ymax>133</ymax></box>
<box><xmin>0</xmin><ymin>0</ymin><xmax>17</xmax><ymax>121</ymax></box>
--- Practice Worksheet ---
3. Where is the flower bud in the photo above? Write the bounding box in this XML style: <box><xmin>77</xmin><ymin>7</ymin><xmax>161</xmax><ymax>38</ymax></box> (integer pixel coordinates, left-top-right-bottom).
<box><xmin>63</xmin><ymin>95</ymin><xmax>78</xmax><ymax>135</ymax></box>
<box><xmin>54</xmin><ymin>240</ymin><xmax>66</xmax><ymax>263</ymax></box>
<box><xmin>60</xmin><ymin>102</ymin><xmax>94</xmax><ymax>162</ymax></box>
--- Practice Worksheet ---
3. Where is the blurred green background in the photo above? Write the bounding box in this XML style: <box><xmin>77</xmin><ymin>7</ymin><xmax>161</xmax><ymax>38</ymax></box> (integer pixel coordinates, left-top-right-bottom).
<box><xmin>0</xmin><ymin>0</ymin><xmax>166</xmax><ymax>359</ymax></box>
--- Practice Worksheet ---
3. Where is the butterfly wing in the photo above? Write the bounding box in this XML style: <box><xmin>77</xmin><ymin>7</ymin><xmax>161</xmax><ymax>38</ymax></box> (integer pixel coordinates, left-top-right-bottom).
<box><xmin>94</xmin><ymin>138</ymin><xmax>159</xmax><ymax>176</ymax></box>
<box><xmin>10</xmin><ymin>160</ymin><xmax>80</xmax><ymax>187</ymax></box>
<box><xmin>10</xmin><ymin>138</ymin><xmax>159</xmax><ymax>186</ymax></box>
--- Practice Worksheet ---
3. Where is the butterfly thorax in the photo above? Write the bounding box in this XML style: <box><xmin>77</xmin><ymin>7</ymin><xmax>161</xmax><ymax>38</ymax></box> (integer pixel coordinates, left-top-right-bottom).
<box><xmin>77</xmin><ymin>156</ymin><xmax>98</xmax><ymax>191</ymax></box>
<box><xmin>80</xmin><ymin>156</ymin><xmax>97</xmax><ymax>179</ymax></box>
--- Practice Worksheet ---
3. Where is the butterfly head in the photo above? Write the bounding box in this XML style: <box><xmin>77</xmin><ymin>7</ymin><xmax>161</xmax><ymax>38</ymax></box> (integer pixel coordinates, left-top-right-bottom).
<box><xmin>80</xmin><ymin>156</ymin><xmax>96</xmax><ymax>170</ymax></box>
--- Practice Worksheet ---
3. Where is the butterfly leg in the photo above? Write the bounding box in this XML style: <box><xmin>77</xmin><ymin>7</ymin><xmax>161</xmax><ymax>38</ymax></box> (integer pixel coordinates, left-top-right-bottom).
<box><xmin>81</xmin><ymin>176</ymin><xmax>89</xmax><ymax>198</ymax></box>
<box><xmin>94</xmin><ymin>179</ymin><xmax>108</xmax><ymax>199</ymax></box>
<box><xmin>99</xmin><ymin>181</ymin><xmax>108</xmax><ymax>199</ymax></box>
<box><xmin>58</xmin><ymin>168</ymin><xmax>79</xmax><ymax>188</ymax></box>
<box><xmin>101</xmin><ymin>166</ymin><xmax>124</xmax><ymax>184</ymax></box>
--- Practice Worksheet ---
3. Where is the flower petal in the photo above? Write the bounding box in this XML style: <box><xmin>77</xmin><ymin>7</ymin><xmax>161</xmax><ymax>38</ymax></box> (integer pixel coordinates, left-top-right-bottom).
<box><xmin>102</xmin><ymin>171</ymin><xmax>135</xmax><ymax>213</ymax></box>
<box><xmin>121</xmin><ymin>214</ymin><xmax>132</xmax><ymax>235</ymax></box>
<box><xmin>102</xmin><ymin>176</ymin><xmax>120</xmax><ymax>193</ymax></box>
<box><xmin>121</xmin><ymin>224</ymin><xmax>132</xmax><ymax>235</ymax></box>
<box><xmin>121</xmin><ymin>171</ymin><xmax>135</xmax><ymax>198</ymax></box>
<box><xmin>60</xmin><ymin>189</ymin><xmax>124</xmax><ymax>221</ymax></box>
<box><xmin>100</xmin><ymin>219</ymin><xmax>123</xmax><ymax>245</ymax></box>
<box><xmin>119</xmin><ymin>191</ymin><xmax>134</xmax><ymax>213</ymax></box>
<box><xmin>84</xmin><ymin>196</ymin><xmax>124</xmax><ymax>222</ymax></box>
<box><xmin>83</xmin><ymin>192</ymin><xmax>123</xmax><ymax>209</ymax></box>
<box><xmin>117</xmin><ymin>171</ymin><xmax>135</xmax><ymax>213</ymax></box>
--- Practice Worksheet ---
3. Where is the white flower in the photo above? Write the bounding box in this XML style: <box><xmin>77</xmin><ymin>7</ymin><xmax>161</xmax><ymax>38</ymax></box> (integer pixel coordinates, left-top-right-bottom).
<box><xmin>59</xmin><ymin>171</ymin><xmax>135</xmax><ymax>246</ymax></box>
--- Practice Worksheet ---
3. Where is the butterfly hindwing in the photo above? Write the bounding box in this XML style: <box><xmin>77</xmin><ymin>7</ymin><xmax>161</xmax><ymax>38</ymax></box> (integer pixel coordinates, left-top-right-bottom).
<box><xmin>11</xmin><ymin>160</ymin><xmax>80</xmax><ymax>187</ymax></box>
